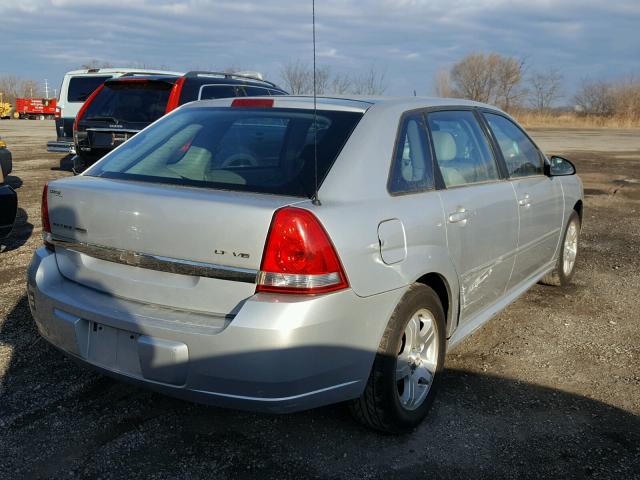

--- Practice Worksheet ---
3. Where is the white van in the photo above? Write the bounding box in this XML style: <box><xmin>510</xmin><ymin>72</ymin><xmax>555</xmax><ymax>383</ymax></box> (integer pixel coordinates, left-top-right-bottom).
<box><xmin>47</xmin><ymin>68</ymin><xmax>183</xmax><ymax>153</ymax></box>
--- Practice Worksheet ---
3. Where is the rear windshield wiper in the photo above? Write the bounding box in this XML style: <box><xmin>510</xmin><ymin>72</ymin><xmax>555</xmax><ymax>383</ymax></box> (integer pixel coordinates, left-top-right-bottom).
<box><xmin>84</xmin><ymin>116</ymin><xmax>119</xmax><ymax>123</ymax></box>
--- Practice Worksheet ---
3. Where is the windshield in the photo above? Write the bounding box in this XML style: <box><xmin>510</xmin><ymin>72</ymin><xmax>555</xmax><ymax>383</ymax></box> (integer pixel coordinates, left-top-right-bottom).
<box><xmin>85</xmin><ymin>107</ymin><xmax>363</xmax><ymax>197</ymax></box>
<box><xmin>82</xmin><ymin>81</ymin><xmax>173</xmax><ymax>124</ymax></box>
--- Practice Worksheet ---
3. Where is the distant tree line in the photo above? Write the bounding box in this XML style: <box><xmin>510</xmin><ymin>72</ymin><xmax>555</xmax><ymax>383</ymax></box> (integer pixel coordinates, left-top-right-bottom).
<box><xmin>0</xmin><ymin>76</ymin><xmax>43</xmax><ymax>104</ymax></box>
<box><xmin>434</xmin><ymin>52</ymin><xmax>640</xmax><ymax>122</ymax></box>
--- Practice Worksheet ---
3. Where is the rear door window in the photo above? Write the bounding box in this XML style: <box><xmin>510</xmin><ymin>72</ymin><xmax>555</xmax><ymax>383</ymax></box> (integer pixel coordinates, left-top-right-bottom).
<box><xmin>86</xmin><ymin>107</ymin><xmax>363</xmax><ymax>197</ymax></box>
<box><xmin>83</xmin><ymin>81</ymin><xmax>172</xmax><ymax>124</ymax></box>
<box><xmin>67</xmin><ymin>76</ymin><xmax>112</xmax><ymax>102</ymax></box>
<box><xmin>427</xmin><ymin>110</ymin><xmax>500</xmax><ymax>188</ymax></box>
<box><xmin>388</xmin><ymin>113</ymin><xmax>434</xmax><ymax>194</ymax></box>
<box><xmin>484</xmin><ymin>113</ymin><xmax>543</xmax><ymax>177</ymax></box>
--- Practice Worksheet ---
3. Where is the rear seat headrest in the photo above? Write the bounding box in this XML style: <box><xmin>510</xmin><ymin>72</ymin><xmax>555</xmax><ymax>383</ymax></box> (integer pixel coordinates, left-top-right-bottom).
<box><xmin>432</xmin><ymin>131</ymin><xmax>456</xmax><ymax>162</ymax></box>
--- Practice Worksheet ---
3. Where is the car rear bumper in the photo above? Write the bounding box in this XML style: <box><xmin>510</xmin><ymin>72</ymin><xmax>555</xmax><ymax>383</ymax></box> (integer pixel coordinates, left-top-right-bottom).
<box><xmin>27</xmin><ymin>247</ymin><xmax>402</xmax><ymax>413</ymax></box>
<box><xmin>47</xmin><ymin>140</ymin><xmax>75</xmax><ymax>154</ymax></box>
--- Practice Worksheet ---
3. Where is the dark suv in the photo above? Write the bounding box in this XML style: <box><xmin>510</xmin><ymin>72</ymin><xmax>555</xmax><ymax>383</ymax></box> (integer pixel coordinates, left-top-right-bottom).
<box><xmin>73</xmin><ymin>71</ymin><xmax>287</xmax><ymax>170</ymax></box>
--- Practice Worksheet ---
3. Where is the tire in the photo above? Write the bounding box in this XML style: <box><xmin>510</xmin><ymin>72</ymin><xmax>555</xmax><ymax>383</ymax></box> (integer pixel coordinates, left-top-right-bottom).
<box><xmin>540</xmin><ymin>210</ymin><xmax>581</xmax><ymax>286</ymax></box>
<box><xmin>350</xmin><ymin>284</ymin><xmax>446</xmax><ymax>434</ymax></box>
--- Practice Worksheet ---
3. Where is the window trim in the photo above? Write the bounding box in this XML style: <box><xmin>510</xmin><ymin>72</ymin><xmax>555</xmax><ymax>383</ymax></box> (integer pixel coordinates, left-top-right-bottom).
<box><xmin>478</xmin><ymin>109</ymin><xmax>547</xmax><ymax>179</ymax></box>
<box><xmin>424</xmin><ymin>107</ymin><xmax>507</xmax><ymax>190</ymax></box>
<box><xmin>387</xmin><ymin>109</ymin><xmax>437</xmax><ymax>196</ymax></box>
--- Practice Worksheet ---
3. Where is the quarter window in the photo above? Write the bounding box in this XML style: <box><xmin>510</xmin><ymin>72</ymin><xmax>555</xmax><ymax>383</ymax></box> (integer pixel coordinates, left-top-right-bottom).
<box><xmin>388</xmin><ymin>113</ymin><xmax>434</xmax><ymax>194</ymax></box>
<box><xmin>484</xmin><ymin>113</ymin><xmax>543</xmax><ymax>177</ymax></box>
<box><xmin>427</xmin><ymin>110</ymin><xmax>499</xmax><ymax>187</ymax></box>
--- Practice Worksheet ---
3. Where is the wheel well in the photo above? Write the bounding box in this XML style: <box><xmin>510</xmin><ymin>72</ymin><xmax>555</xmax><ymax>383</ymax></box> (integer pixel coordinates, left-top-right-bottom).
<box><xmin>415</xmin><ymin>273</ymin><xmax>450</xmax><ymax>327</ymax></box>
<box><xmin>573</xmin><ymin>200</ymin><xmax>583</xmax><ymax>222</ymax></box>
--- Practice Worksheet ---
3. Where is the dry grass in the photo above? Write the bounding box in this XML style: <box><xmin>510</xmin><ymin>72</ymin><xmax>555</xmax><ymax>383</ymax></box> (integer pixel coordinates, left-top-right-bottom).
<box><xmin>514</xmin><ymin>111</ymin><xmax>640</xmax><ymax>129</ymax></box>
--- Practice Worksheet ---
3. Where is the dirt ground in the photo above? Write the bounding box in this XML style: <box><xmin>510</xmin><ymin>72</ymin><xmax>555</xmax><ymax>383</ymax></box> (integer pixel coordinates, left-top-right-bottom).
<box><xmin>0</xmin><ymin>120</ymin><xmax>638</xmax><ymax>479</ymax></box>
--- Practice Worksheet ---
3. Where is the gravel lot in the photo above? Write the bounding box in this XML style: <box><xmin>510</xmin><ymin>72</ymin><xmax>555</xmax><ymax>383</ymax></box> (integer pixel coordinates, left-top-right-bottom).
<box><xmin>1</xmin><ymin>120</ymin><xmax>639</xmax><ymax>479</ymax></box>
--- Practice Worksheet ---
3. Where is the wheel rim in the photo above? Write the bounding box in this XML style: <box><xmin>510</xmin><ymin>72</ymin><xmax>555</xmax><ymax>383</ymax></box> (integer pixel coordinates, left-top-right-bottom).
<box><xmin>563</xmin><ymin>221</ymin><xmax>579</xmax><ymax>276</ymax></box>
<box><xmin>396</xmin><ymin>308</ymin><xmax>438</xmax><ymax>411</ymax></box>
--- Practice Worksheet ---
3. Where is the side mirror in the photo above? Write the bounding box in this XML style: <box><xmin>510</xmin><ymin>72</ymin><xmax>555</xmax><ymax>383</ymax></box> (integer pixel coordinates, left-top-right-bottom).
<box><xmin>0</xmin><ymin>185</ymin><xmax>17</xmax><ymax>240</ymax></box>
<box><xmin>545</xmin><ymin>156</ymin><xmax>576</xmax><ymax>177</ymax></box>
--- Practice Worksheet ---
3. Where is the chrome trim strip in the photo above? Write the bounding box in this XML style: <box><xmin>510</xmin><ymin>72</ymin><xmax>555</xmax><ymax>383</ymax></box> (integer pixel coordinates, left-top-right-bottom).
<box><xmin>51</xmin><ymin>237</ymin><xmax>257</xmax><ymax>283</ymax></box>
<box><xmin>85</xmin><ymin>128</ymin><xmax>141</xmax><ymax>133</ymax></box>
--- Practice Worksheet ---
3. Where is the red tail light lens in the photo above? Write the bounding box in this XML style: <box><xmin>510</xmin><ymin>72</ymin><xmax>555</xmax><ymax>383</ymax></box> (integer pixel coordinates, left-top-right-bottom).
<box><xmin>165</xmin><ymin>76</ymin><xmax>186</xmax><ymax>113</ymax></box>
<box><xmin>41</xmin><ymin>183</ymin><xmax>54</xmax><ymax>251</ymax></box>
<box><xmin>54</xmin><ymin>107</ymin><xmax>61</xmax><ymax>119</ymax></box>
<box><xmin>73</xmin><ymin>83</ymin><xmax>105</xmax><ymax>132</ymax></box>
<box><xmin>256</xmin><ymin>207</ymin><xmax>349</xmax><ymax>294</ymax></box>
<box><xmin>231</xmin><ymin>98</ymin><xmax>274</xmax><ymax>108</ymax></box>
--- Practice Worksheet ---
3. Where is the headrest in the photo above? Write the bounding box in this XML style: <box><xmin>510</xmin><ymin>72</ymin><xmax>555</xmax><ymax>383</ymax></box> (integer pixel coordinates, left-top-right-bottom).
<box><xmin>432</xmin><ymin>131</ymin><xmax>456</xmax><ymax>162</ymax></box>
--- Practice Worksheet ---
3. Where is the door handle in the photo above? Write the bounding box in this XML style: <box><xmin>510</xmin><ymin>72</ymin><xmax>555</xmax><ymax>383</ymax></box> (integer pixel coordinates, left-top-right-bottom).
<box><xmin>518</xmin><ymin>194</ymin><xmax>531</xmax><ymax>207</ymax></box>
<box><xmin>448</xmin><ymin>208</ymin><xmax>469</xmax><ymax>224</ymax></box>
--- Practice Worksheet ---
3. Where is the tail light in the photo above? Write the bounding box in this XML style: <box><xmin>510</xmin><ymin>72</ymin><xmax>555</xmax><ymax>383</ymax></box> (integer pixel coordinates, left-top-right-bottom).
<box><xmin>41</xmin><ymin>183</ymin><xmax>54</xmax><ymax>251</ymax></box>
<box><xmin>256</xmin><ymin>207</ymin><xmax>349</xmax><ymax>295</ymax></box>
<box><xmin>54</xmin><ymin>107</ymin><xmax>61</xmax><ymax>119</ymax></box>
<box><xmin>231</xmin><ymin>98</ymin><xmax>274</xmax><ymax>108</ymax></box>
<box><xmin>165</xmin><ymin>76</ymin><xmax>186</xmax><ymax>113</ymax></box>
<box><xmin>73</xmin><ymin>83</ymin><xmax>105</xmax><ymax>133</ymax></box>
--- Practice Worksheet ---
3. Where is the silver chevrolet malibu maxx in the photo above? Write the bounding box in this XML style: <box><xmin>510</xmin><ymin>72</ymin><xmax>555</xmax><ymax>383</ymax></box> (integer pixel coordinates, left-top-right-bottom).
<box><xmin>28</xmin><ymin>96</ymin><xmax>583</xmax><ymax>433</ymax></box>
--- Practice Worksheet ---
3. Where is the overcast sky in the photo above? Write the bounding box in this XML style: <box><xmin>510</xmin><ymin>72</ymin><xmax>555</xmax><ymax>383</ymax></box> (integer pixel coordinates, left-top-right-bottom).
<box><xmin>1</xmin><ymin>0</ymin><xmax>639</xmax><ymax>100</ymax></box>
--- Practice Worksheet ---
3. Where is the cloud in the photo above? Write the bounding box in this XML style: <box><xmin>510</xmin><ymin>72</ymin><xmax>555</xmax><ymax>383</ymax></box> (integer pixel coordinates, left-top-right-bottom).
<box><xmin>0</xmin><ymin>0</ymin><xmax>638</xmax><ymax>97</ymax></box>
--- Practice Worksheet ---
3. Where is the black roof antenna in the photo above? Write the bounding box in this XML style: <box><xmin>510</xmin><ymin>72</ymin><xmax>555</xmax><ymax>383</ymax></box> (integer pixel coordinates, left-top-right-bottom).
<box><xmin>311</xmin><ymin>0</ymin><xmax>321</xmax><ymax>206</ymax></box>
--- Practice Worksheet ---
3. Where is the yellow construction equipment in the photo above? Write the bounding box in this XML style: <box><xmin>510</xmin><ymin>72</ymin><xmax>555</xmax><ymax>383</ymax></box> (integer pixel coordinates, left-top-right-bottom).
<box><xmin>0</xmin><ymin>92</ymin><xmax>12</xmax><ymax>119</ymax></box>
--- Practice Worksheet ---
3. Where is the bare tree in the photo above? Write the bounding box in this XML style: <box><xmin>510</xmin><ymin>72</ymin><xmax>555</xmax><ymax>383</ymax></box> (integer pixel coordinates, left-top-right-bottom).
<box><xmin>350</xmin><ymin>65</ymin><xmax>388</xmax><ymax>95</ymax></box>
<box><xmin>280</xmin><ymin>60</ymin><xmax>313</xmax><ymax>94</ymax></box>
<box><xmin>434</xmin><ymin>68</ymin><xmax>453</xmax><ymax>97</ymax></box>
<box><xmin>528</xmin><ymin>69</ymin><xmax>563</xmax><ymax>112</ymax></box>
<box><xmin>330</xmin><ymin>72</ymin><xmax>352</xmax><ymax>94</ymax></box>
<box><xmin>448</xmin><ymin>52</ymin><xmax>525</xmax><ymax>110</ymax></box>
<box><xmin>494</xmin><ymin>56</ymin><xmax>526</xmax><ymax>110</ymax></box>
<box><xmin>80</xmin><ymin>59</ymin><xmax>114</xmax><ymax>69</ymax></box>
<box><xmin>574</xmin><ymin>79</ymin><xmax>615</xmax><ymax>116</ymax></box>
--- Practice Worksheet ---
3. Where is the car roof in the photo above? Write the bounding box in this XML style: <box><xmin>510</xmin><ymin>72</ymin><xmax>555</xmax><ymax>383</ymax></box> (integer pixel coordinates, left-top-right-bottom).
<box><xmin>183</xmin><ymin>95</ymin><xmax>505</xmax><ymax>114</ymax></box>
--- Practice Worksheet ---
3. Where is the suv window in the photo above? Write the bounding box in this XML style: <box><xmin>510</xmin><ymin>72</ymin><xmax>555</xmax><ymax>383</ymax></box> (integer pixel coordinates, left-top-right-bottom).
<box><xmin>87</xmin><ymin>107</ymin><xmax>363</xmax><ymax>197</ymax></box>
<box><xmin>427</xmin><ymin>110</ymin><xmax>499</xmax><ymax>187</ymax></box>
<box><xmin>484</xmin><ymin>113</ymin><xmax>543</xmax><ymax>177</ymax></box>
<box><xmin>199</xmin><ymin>85</ymin><xmax>245</xmax><ymax>100</ymax></box>
<box><xmin>83</xmin><ymin>81</ymin><xmax>172</xmax><ymax>123</ymax></box>
<box><xmin>67</xmin><ymin>76</ymin><xmax>112</xmax><ymax>102</ymax></box>
<box><xmin>388</xmin><ymin>113</ymin><xmax>434</xmax><ymax>194</ymax></box>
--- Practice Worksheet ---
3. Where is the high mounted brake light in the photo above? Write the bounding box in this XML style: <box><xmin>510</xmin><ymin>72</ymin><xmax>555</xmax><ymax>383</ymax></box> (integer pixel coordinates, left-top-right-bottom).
<box><xmin>256</xmin><ymin>207</ymin><xmax>349</xmax><ymax>295</ymax></box>
<box><xmin>165</xmin><ymin>76</ymin><xmax>186</xmax><ymax>113</ymax></box>
<box><xmin>41</xmin><ymin>183</ymin><xmax>54</xmax><ymax>251</ymax></box>
<box><xmin>231</xmin><ymin>98</ymin><xmax>274</xmax><ymax>108</ymax></box>
<box><xmin>73</xmin><ymin>83</ymin><xmax>105</xmax><ymax>132</ymax></box>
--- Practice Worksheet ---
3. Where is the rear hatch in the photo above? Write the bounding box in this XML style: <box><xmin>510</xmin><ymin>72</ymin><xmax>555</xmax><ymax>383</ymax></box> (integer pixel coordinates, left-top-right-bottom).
<box><xmin>75</xmin><ymin>78</ymin><xmax>175</xmax><ymax>159</ymax></box>
<box><xmin>48</xmin><ymin>177</ymin><xmax>296</xmax><ymax>316</ymax></box>
<box><xmin>49</xmin><ymin>102</ymin><xmax>364</xmax><ymax>316</ymax></box>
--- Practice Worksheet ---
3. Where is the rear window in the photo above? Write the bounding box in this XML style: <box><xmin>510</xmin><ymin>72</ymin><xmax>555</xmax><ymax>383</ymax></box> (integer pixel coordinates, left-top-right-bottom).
<box><xmin>67</xmin><ymin>76</ymin><xmax>112</xmax><ymax>102</ymax></box>
<box><xmin>83</xmin><ymin>81</ymin><xmax>172</xmax><ymax>124</ymax></box>
<box><xmin>86</xmin><ymin>107</ymin><xmax>363</xmax><ymax>197</ymax></box>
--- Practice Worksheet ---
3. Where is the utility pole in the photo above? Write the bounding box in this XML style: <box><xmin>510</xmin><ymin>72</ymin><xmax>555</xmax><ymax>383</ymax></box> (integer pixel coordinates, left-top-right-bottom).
<box><xmin>44</xmin><ymin>79</ymin><xmax>49</xmax><ymax>98</ymax></box>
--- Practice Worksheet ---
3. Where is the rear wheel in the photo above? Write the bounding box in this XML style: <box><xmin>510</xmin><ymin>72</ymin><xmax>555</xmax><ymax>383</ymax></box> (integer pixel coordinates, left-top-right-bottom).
<box><xmin>540</xmin><ymin>210</ymin><xmax>581</xmax><ymax>286</ymax></box>
<box><xmin>350</xmin><ymin>284</ymin><xmax>446</xmax><ymax>434</ymax></box>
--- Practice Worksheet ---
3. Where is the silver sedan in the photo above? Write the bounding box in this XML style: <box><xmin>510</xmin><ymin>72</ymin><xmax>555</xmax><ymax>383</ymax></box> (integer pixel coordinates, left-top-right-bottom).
<box><xmin>28</xmin><ymin>96</ymin><xmax>583</xmax><ymax>433</ymax></box>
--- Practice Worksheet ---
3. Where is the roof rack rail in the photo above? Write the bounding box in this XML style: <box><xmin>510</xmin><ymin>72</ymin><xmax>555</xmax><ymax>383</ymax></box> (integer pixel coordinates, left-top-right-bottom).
<box><xmin>184</xmin><ymin>71</ymin><xmax>279</xmax><ymax>88</ymax></box>
<box><xmin>119</xmin><ymin>71</ymin><xmax>178</xmax><ymax>78</ymax></box>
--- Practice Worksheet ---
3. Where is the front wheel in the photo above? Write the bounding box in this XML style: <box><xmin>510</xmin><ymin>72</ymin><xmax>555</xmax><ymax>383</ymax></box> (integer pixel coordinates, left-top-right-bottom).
<box><xmin>540</xmin><ymin>210</ymin><xmax>581</xmax><ymax>286</ymax></box>
<box><xmin>350</xmin><ymin>284</ymin><xmax>446</xmax><ymax>434</ymax></box>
